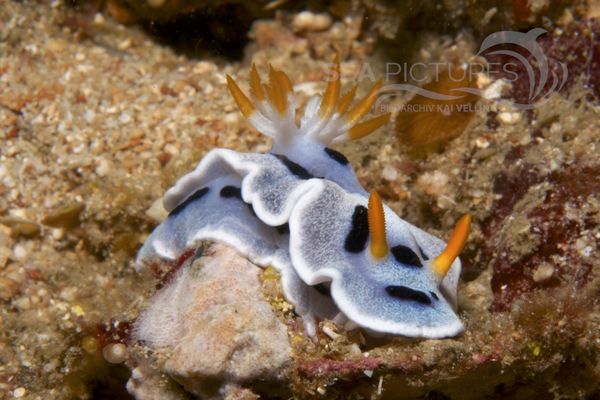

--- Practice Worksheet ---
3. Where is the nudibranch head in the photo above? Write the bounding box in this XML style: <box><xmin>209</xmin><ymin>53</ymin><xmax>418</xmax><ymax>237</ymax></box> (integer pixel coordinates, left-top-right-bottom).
<box><xmin>226</xmin><ymin>57</ymin><xmax>391</xmax><ymax>198</ymax></box>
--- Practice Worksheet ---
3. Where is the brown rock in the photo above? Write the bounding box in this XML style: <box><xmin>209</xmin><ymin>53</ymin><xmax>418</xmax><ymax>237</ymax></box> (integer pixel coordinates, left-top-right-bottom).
<box><xmin>126</xmin><ymin>365</ymin><xmax>189</xmax><ymax>400</ymax></box>
<box><xmin>0</xmin><ymin>217</ymin><xmax>40</xmax><ymax>237</ymax></box>
<box><xmin>42</xmin><ymin>202</ymin><xmax>85</xmax><ymax>229</ymax></box>
<box><xmin>132</xmin><ymin>243</ymin><xmax>291</xmax><ymax>399</ymax></box>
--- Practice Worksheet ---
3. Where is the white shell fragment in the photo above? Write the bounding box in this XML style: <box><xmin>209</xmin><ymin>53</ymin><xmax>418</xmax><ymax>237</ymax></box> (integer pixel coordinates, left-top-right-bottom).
<box><xmin>136</xmin><ymin>63</ymin><xmax>464</xmax><ymax>339</ymax></box>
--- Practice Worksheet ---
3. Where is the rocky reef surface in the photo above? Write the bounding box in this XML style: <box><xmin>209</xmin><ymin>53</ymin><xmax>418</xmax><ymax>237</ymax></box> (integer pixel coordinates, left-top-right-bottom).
<box><xmin>1</xmin><ymin>0</ymin><xmax>599</xmax><ymax>399</ymax></box>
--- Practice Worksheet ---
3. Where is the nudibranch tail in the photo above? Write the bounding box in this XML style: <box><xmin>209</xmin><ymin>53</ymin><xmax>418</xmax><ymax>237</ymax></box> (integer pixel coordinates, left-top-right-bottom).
<box><xmin>432</xmin><ymin>214</ymin><xmax>471</xmax><ymax>278</ymax></box>
<box><xmin>226</xmin><ymin>57</ymin><xmax>390</xmax><ymax>147</ymax></box>
<box><xmin>368</xmin><ymin>191</ymin><xmax>388</xmax><ymax>259</ymax></box>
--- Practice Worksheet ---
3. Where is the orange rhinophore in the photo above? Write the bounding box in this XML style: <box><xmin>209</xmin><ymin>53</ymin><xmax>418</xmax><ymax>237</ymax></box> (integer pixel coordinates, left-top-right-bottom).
<box><xmin>432</xmin><ymin>214</ymin><xmax>472</xmax><ymax>279</ymax></box>
<box><xmin>368</xmin><ymin>191</ymin><xmax>388</xmax><ymax>259</ymax></box>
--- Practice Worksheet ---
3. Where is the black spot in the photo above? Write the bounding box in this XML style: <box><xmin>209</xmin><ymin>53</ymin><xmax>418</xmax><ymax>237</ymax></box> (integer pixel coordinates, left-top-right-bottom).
<box><xmin>313</xmin><ymin>282</ymin><xmax>331</xmax><ymax>297</ymax></box>
<box><xmin>390</xmin><ymin>245</ymin><xmax>423</xmax><ymax>268</ymax></box>
<box><xmin>275</xmin><ymin>223</ymin><xmax>289</xmax><ymax>235</ymax></box>
<box><xmin>418</xmin><ymin>245</ymin><xmax>430</xmax><ymax>260</ymax></box>
<box><xmin>385</xmin><ymin>285</ymin><xmax>432</xmax><ymax>305</ymax></box>
<box><xmin>272</xmin><ymin>154</ymin><xmax>314</xmax><ymax>179</ymax></box>
<box><xmin>430</xmin><ymin>291</ymin><xmax>439</xmax><ymax>301</ymax></box>
<box><xmin>220</xmin><ymin>185</ymin><xmax>242</xmax><ymax>199</ymax></box>
<box><xmin>344</xmin><ymin>205</ymin><xmax>369</xmax><ymax>253</ymax></box>
<box><xmin>218</xmin><ymin>186</ymin><xmax>257</xmax><ymax>219</ymax></box>
<box><xmin>324</xmin><ymin>147</ymin><xmax>349</xmax><ymax>165</ymax></box>
<box><xmin>169</xmin><ymin>187</ymin><xmax>209</xmax><ymax>217</ymax></box>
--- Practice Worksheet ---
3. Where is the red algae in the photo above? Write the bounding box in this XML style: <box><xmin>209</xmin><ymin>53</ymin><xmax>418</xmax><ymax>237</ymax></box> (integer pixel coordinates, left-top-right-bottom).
<box><xmin>487</xmin><ymin>164</ymin><xmax>600</xmax><ymax>311</ymax></box>
<box><xmin>150</xmin><ymin>247</ymin><xmax>196</xmax><ymax>289</ymax></box>
<box><xmin>298</xmin><ymin>356</ymin><xmax>381</xmax><ymax>378</ymax></box>
<box><xmin>94</xmin><ymin>319</ymin><xmax>134</xmax><ymax>346</ymax></box>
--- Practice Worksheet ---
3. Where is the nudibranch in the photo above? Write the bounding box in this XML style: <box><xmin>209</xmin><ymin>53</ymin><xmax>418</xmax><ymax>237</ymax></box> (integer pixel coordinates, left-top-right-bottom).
<box><xmin>136</xmin><ymin>58</ymin><xmax>471</xmax><ymax>338</ymax></box>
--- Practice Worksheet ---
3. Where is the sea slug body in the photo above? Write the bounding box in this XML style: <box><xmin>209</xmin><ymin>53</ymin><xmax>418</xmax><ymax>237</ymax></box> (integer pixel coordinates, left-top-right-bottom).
<box><xmin>136</xmin><ymin>58</ymin><xmax>470</xmax><ymax>338</ymax></box>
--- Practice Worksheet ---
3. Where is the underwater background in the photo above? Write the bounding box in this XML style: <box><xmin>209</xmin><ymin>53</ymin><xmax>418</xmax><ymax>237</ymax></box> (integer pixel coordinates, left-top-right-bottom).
<box><xmin>1</xmin><ymin>0</ymin><xmax>600</xmax><ymax>398</ymax></box>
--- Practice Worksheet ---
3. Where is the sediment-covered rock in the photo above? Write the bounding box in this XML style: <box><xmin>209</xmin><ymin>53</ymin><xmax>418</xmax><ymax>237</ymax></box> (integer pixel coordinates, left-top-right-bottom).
<box><xmin>130</xmin><ymin>243</ymin><xmax>292</xmax><ymax>399</ymax></box>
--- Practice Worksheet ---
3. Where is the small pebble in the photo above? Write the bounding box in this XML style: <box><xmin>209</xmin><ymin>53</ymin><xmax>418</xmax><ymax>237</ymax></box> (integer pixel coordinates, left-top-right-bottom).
<box><xmin>145</xmin><ymin>198</ymin><xmax>168</xmax><ymax>222</ymax></box>
<box><xmin>13</xmin><ymin>387</ymin><xmax>26</xmax><ymax>398</ymax></box>
<box><xmin>0</xmin><ymin>277</ymin><xmax>20</xmax><ymax>301</ymax></box>
<box><xmin>103</xmin><ymin>343</ymin><xmax>128</xmax><ymax>364</ymax></box>
<box><xmin>193</xmin><ymin>61</ymin><xmax>215</xmax><ymax>75</ymax></box>
<box><xmin>50</xmin><ymin>228</ymin><xmax>65</xmax><ymax>240</ymax></box>
<box><xmin>118</xmin><ymin>38</ymin><xmax>133</xmax><ymax>50</ymax></box>
<box><xmin>482</xmin><ymin>79</ymin><xmax>509</xmax><ymax>100</ymax></box>
<box><xmin>321</xmin><ymin>324</ymin><xmax>340</xmax><ymax>340</ymax></box>
<box><xmin>0</xmin><ymin>217</ymin><xmax>40</xmax><ymax>237</ymax></box>
<box><xmin>348</xmin><ymin>343</ymin><xmax>362</xmax><ymax>355</ymax></box>
<box><xmin>13</xmin><ymin>296</ymin><xmax>32</xmax><ymax>310</ymax></box>
<box><xmin>416</xmin><ymin>171</ymin><xmax>449</xmax><ymax>197</ymax></box>
<box><xmin>575</xmin><ymin>237</ymin><xmax>592</xmax><ymax>257</ymax></box>
<box><xmin>164</xmin><ymin>143</ymin><xmax>179</xmax><ymax>156</ymax></box>
<box><xmin>13</xmin><ymin>244</ymin><xmax>27</xmax><ymax>260</ymax></box>
<box><xmin>42</xmin><ymin>202</ymin><xmax>84</xmax><ymax>228</ymax></box>
<box><xmin>81</xmin><ymin>336</ymin><xmax>99</xmax><ymax>354</ymax></box>
<box><xmin>532</xmin><ymin>262</ymin><xmax>555</xmax><ymax>282</ymax></box>
<box><xmin>95</xmin><ymin>158</ymin><xmax>111</xmax><ymax>177</ymax></box>
<box><xmin>292</xmin><ymin>11</ymin><xmax>332</xmax><ymax>32</ymax></box>
<box><xmin>59</xmin><ymin>286</ymin><xmax>78</xmax><ymax>302</ymax></box>
<box><xmin>475</xmin><ymin>136</ymin><xmax>490</xmax><ymax>149</ymax></box>
<box><xmin>497</xmin><ymin>111</ymin><xmax>522</xmax><ymax>125</ymax></box>
<box><xmin>84</xmin><ymin>109</ymin><xmax>96</xmax><ymax>123</ymax></box>
<box><xmin>93</xmin><ymin>13</ymin><xmax>105</xmax><ymax>26</ymax></box>
<box><xmin>382</xmin><ymin>165</ymin><xmax>398</xmax><ymax>181</ymax></box>
<box><xmin>71</xmin><ymin>304</ymin><xmax>85</xmax><ymax>317</ymax></box>
<box><xmin>119</xmin><ymin>112</ymin><xmax>132</xmax><ymax>124</ymax></box>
